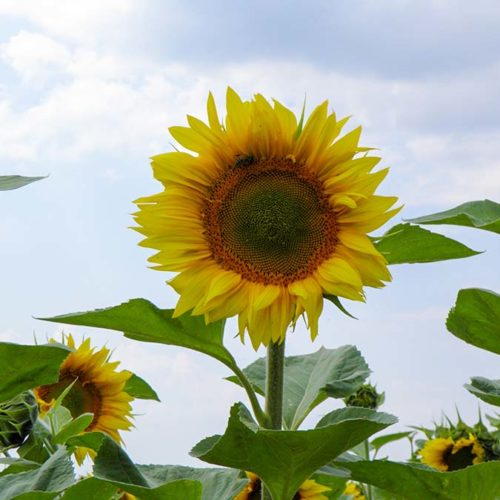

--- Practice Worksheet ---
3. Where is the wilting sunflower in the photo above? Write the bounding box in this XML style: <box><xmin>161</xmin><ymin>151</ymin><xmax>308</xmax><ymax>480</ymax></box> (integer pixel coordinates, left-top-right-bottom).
<box><xmin>235</xmin><ymin>472</ymin><xmax>330</xmax><ymax>499</ymax></box>
<box><xmin>135</xmin><ymin>89</ymin><xmax>399</xmax><ymax>348</ymax></box>
<box><xmin>34</xmin><ymin>334</ymin><xmax>134</xmax><ymax>462</ymax></box>
<box><xmin>419</xmin><ymin>435</ymin><xmax>485</xmax><ymax>471</ymax></box>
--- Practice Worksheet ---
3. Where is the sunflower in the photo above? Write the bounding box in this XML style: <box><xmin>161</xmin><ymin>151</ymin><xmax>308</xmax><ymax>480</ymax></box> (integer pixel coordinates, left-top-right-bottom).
<box><xmin>419</xmin><ymin>435</ymin><xmax>485</xmax><ymax>471</ymax></box>
<box><xmin>34</xmin><ymin>334</ymin><xmax>134</xmax><ymax>462</ymax></box>
<box><xmin>234</xmin><ymin>472</ymin><xmax>330</xmax><ymax>500</ymax></box>
<box><xmin>343</xmin><ymin>481</ymin><xmax>366</xmax><ymax>500</ymax></box>
<box><xmin>135</xmin><ymin>89</ymin><xmax>399</xmax><ymax>348</ymax></box>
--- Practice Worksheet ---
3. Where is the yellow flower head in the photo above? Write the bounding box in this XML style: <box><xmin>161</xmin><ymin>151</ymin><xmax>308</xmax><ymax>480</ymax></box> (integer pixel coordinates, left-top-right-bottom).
<box><xmin>234</xmin><ymin>472</ymin><xmax>330</xmax><ymax>500</ymax></box>
<box><xmin>344</xmin><ymin>481</ymin><xmax>366</xmax><ymax>500</ymax></box>
<box><xmin>135</xmin><ymin>89</ymin><xmax>399</xmax><ymax>348</ymax></box>
<box><xmin>419</xmin><ymin>435</ymin><xmax>485</xmax><ymax>471</ymax></box>
<box><xmin>34</xmin><ymin>334</ymin><xmax>134</xmax><ymax>462</ymax></box>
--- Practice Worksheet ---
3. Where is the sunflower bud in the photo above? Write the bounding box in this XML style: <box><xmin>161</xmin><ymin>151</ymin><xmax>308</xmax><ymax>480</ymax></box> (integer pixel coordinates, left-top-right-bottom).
<box><xmin>0</xmin><ymin>391</ymin><xmax>38</xmax><ymax>451</ymax></box>
<box><xmin>344</xmin><ymin>384</ymin><xmax>384</xmax><ymax>410</ymax></box>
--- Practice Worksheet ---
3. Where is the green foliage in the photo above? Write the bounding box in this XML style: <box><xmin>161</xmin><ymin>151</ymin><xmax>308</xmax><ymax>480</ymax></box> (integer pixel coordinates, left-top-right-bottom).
<box><xmin>40</xmin><ymin>299</ymin><xmax>235</xmax><ymax>369</ymax></box>
<box><xmin>0</xmin><ymin>175</ymin><xmax>46</xmax><ymax>191</ymax></box>
<box><xmin>407</xmin><ymin>199</ymin><xmax>500</xmax><ymax>234</ymax></box>
<box><xmin>446</xmin><ymin>288</ymin><xmax>500</xmax><ymax>355</ymax></box>
<box><xmin>370</xmin><ymin>431</ymin><xmax>414</xmax><ymax>456</ymax></box>
<box><xmin>191</xmin><ymin>403</ymin><xmax>396</xmax><ymax>500</ymax></box>
<box><xmin>227</xmin><ymin>346</ymin><xmax>370</xmax><ymax>430</ymax></box>
<box><xmin>0</xmin><ymin>448</ymin><xmax>75</xmax><ymax>500</ymax></box>
<box><xmin>52</xmin><ymin>413</ymin><xmax>93</xmax><ymax>445</ymax></box>
<box><xmin>374</xmin><ymin>223</ymin><xmax>480</xmax><ymax>264</ymax></box>
<box><xmin>0</xmin><ymin>392</ymin><xmax>38</xmax><ymax>452</ymax></box>
<box><xmin>336</xmin><ymin>459</ymin><xmax>500</xmax><ymax>500</ymax></box>
<box><xmin>58</xmin><ymin>477</ymin><xmax>118</xmax><ymax>499</ymax></box>
<box><xmin>0</xmin><ymin>343</ymin><xmax>69</xmax><ymax>401</ymax></box>
<box><xmin>124</xmin><ymin>373</ymin><xmax>160</xmax><ymax>401</ymax></box>
<box><xmin>465</xmin><ymin>377</ymin><xmax>500</xmax><ymax>407</ymax></box>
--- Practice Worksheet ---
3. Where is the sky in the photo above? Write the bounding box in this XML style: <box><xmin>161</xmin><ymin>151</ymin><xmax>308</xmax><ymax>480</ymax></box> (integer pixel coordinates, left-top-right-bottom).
<box><xmin>0</xmin><ymin>0</ymin><xmax>499</xmax><ymax>467</ymax></box>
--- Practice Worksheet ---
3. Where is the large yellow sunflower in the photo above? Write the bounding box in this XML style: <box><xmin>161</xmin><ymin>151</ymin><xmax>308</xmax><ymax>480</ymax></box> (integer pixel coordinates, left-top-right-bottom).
<box><xmin>34</xmin><ymin>334</ymin><xmax>134</xmax><ymax>462</ymax></box>
<box><xmin>235</xmin><ymin>472</ymin><xmax>330</xmax><ymax>500</ymax></box>
<box><xmin>419</xmin><ymin>435</ymin><xmax>485</xmax><ymax>471</ymax></box>
<box><xmin>135</xmin><ymin>89</ymin><xmax>399</xmax><ymax>348</ymax></box>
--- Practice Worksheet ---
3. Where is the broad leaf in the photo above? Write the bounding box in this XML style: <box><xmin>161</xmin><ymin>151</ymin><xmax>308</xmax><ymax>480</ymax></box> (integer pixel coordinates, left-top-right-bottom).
<box><xmin>227</xmin><ymin>346</ymin><xmax>370</xmax><ymax>430</ymax></box>
<box><xmin>0</xmin><ymin>343</ymin><xmax>69</xmax><ymax>401</ymax></box>
<box><xmin>374</xmin><ymin>224</ymin><xmax>480</xmax><ymax>264</ymax></box>
<box><xmin>40</xmin><ymin>299</ymin><xmax>236</xmax><ymax>369</ymax></box>
<box><xmin>59</xmin><ymin>477</ymin><xmax>118</xmax><ymax>499</ymax></box>
<box><xmin>336</xmin><ymin>459</ymin><xmax>500</xmax><ymax>500</ymax></box>
<box><xmin>407</xmin><ymin>200</ymin><xmax>500</xmax><ymax>234</ymax></box>
<box><xmin>0</xmin><ymin>175</ymin><xmax>46</xmax><ymax>191</ymax></box>
<box><xmin>446</xmin><ymin>288</ymin><xmax>500</xmax><ymax>354</ymax></box>
<box><xmin>0</xmin><ymin>448</ymin><xmax>74</xmax><ymax>500</ymax></box>
<box><xmin>93</xmin><ymin>436</ymin><xmax>203</xmax><ymax>499</ymax></box>
<box><xmin>465</xmin><ymin>377</ymin><xmax>500</xmax><ymax>407</ymax></box>
<box><xmin>53</xmin><ymin>413</ymin><xmax>94</xmax><ymax>445</ymax></box>
<box><xmin>124</xmin><ymin>374</ymin><xmax>160</xmax><ymax>401</ymax></box>
<box><xmin>370</xmin><ymin>431</ymin><xmax>414</xmax><ymax>454</ymax></box>
<box><xmin>191</xmin><ymin>403</ymin><xmax>396</xmax><ymax>500</ymax></box>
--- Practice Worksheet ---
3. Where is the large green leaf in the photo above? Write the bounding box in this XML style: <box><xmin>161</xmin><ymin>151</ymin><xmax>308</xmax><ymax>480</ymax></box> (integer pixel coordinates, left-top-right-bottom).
<box><xmin>336</xmin><ymin>459</ymin><xmax>500</xmax><ymax>500</ymax></box>
<box><xmin>0</xmin><ymin>175</ymin><xmax>46</xmax><ymax>191</ymax></box>
<box><xmin>40</xmin><ymin>299</ymin><xmax>235</xmax><ymax>369</ymax></box>
<box><xmin>124</xmin><ymin>373</ymin><xmax>160</xmax><ymax>401</ymax></box>
<box><xmin>465</xmin><ymin>377</ymin><xmax>500</xmax><ymax>407</ymax></box>
<box><xmin>0</xmin><ymin>343</ymin><xmax>69</xmax><ymax>401</ymax></box>
<box><xmin>92</xmin><ymin>436</ymin><xmax>204</xmax><ymax>499</ymax></box>
<box><xmin>227</xmin><ymin>346</ymin><xmax>370</xmax><ymax>430</ymax></box>
<box><xmin>59</xmin><ymin>477</ymin><xmax>118</xmax><ymax>499</ymax></box>
<box><xmin>0</xmin><ymin>448</ymin><xmax>75</xmax><ymax>500</ymax></box>
<box><xmin>407</xmin><ymin>200</ymin><xmax>500</xmax><ymax>234</ymax></box>
<box><xmin>374</xmin><ymin>224</ymin><xmax>480</xmax><ymax>264</ymax></box>
<box><xmin>191</xmin><ymin>403</ymin><xmax>396</xmax><ymax>500</ymax></box>
<box><xmin>446</xmin><ymin>288</ymin><xmax>500</xmax><ymax>354</ymax></box>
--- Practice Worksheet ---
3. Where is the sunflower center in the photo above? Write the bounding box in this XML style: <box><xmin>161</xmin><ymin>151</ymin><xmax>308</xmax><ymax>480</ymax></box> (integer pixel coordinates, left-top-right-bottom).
<box><xmin>203</xmin><ymin>157</ymin><xmax>337</xmax><ymax>285</ymax></box>
<box><xmin>37</xmin><ymin>373</ymin><xmax>101</xmax><ymax>429</ymax></box>
<box><xmin>444</xmin><ymin>444</ymin><xmax>475</xmax><ymax>471</ymax></box>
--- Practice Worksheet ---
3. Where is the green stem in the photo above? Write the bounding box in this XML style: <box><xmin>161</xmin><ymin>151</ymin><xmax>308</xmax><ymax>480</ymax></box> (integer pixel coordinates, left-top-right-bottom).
<box><xmin>262</xmin><ymin>340</ymin><xmax>286</xmax><ymax>500</ymax></box>
<box><xmin>230</xmin><ymin>364</ymin><xmax>267</xmax><ymax>427</ymax></box>
<box><xmin>363</xmin><ymin>439</ymin><xmax>373</xmax><ymax>500</ymax></box>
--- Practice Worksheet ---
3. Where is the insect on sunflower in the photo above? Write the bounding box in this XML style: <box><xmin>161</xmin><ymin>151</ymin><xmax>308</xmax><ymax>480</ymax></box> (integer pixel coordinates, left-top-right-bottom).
<box><xmin>134</xmin><ymin>88</ymin><xmax>399</xmax><ymax>348</ymax></box>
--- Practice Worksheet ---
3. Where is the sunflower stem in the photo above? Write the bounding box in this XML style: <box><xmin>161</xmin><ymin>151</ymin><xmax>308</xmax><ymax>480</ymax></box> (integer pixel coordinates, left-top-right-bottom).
<box><xmin>264</xmin><ymin>340</ymin><xmax>285</xmax><ymax>430</ymax></box>
<box><xmin>230</xmin><ymin>364</ymin><xmax>267</xmax><ymax>427</ymax></box>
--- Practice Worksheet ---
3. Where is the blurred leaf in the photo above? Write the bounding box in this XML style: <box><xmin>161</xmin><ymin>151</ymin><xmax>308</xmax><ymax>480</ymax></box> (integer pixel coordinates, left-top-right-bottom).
<box><xmin>336</xmin><ymin>459</ymin><xmax>500</xmax><ymax>500</ymax></box>
<box><xmin>124</xmin><ymin>374</ymin><xmax>160</xmax><ymax>402</ymax></box>
<box><xmin>325</xmin><ymin>295</ymin><xmax>357</xmax><ymax>319</ymax></box>
<box><xmin>465</xmin><ymin>377</ymin><xmax>500</xmax><ymax>407</ymax></box>
<box><xmin>446</xmin><ymin>288</ymin><xmax>500</xmax><ymax>354</ymax></box>
<box><xmin>191</xmin><ymin>403</ymin><xmax>396</xmax><ymax>500</ymax></box>
<box><xmin>40</xmin><ymin>299</ymin><xmax>235</xmax><ymax>370</ymax></box>
<box><xmin>370</xmin><ymin>432</ymin><xmax>414</xmax><ymax>452</ymax></box>
<box><xmin>92</xmin><ymin>436</ymin><xmax>202</xmax><ymax>499</ymax></box>
<box><xmin>226</xmin><ymin>346</ymin><xmax>370</xmax><ymax>430</ymax></box>
<box><xmin>0</xmin><ymin>448</ymin><xmax>74</xmax><ymax>500</ymax></box>
<box><xmin>374</xmin><ymin>224</ymin><xmax>480</xmax><ymax>264</ymax></box>
<box><xmin>407</xmin><ymin>200</ymin><xmax>500</xmax><ymax>234</ymax></box>
<box><xmin>0</xmin><ymin>175</ymin><xmax>46</xmax><ymax>191</ymax></box>
<box><xmin>53</xmin><ymin>413</ymin><xmax>93</xmax><ymax>445</ymax></box>
<box><xmin>0</xmin><ymin>343</ymin><xmax>68</xmax><ymax>401</ymax></box>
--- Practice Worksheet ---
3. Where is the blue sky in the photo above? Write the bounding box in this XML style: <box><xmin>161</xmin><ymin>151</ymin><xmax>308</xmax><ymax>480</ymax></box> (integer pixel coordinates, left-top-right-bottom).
<box><xmin>0</xmin><ymin>0</ymin><xmax>499</xmax><ymax>466</ymax></box>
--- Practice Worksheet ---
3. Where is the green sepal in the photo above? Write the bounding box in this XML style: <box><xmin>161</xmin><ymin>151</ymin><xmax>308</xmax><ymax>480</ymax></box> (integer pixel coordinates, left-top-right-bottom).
<box><xmin>325</xmin><ymin>295</ymin><xmax>358</xmax><ymax>319</ymax></box>
<box><xmin>191</xmin><ymin>403</ymin><xmax>396</xmax><ymax>500</ymax></box>
<box><xmin>406</xmin><ymin>199</ymin><xmax>500</xmax><ymax>234</ymax></box>
<box><xmin>446</xmin><ymin>288</ymin><xmax>500</xmax><ymax>355</ymax></box>
<box><xmin>124</xmin><ymin>373</ymin><xmax>160</xmax><ymax>402</ymax></box>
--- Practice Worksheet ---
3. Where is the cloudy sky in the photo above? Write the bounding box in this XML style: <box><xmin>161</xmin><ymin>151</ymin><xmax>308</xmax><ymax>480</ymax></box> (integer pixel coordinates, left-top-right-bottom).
<box><xmin>1</xmin><ymin>0</ymin><xmax>499</xmax><ymax>466</ymax></box>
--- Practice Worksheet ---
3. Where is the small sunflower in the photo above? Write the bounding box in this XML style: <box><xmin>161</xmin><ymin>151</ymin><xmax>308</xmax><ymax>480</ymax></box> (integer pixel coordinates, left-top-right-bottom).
<box><xmin>34</xmin><ymin>334</ymin><xmax>134</xmax><ymax>462</ymax></box>
<box><xmin>235</xmin><ymin>472</ymin><xmax>330</xmax><ymax>500</ymax></box>
<box><xmin>135</xmin><ymin>89</ymin><xmax>399</xmax><ymax>348</ymax></box>
<box><xmin>419</xmin><ymin>435</ymin><xmax>485</xmax><ymax>471</ymax></box>
<box><xmin>343</xmin><ymin>481</ymin><xmax>366</xmax><ymax>500</ymax></box>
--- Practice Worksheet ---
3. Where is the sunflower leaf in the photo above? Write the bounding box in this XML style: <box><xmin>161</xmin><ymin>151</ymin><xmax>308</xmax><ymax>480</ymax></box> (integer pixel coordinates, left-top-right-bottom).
<box><xmin>0</xmin><ymin>175</ymin><xmax>47</xmax><ymax>191</ymax></box>
<box><xmin>39</xmin><ymin>299</ymin><xmax>237</xmax><ymax>370</ymax></box>
<box><xmin>55</xmin><ymin>477</ymin><xmax>118</xmax><ymax>499</ymax></box>
<box><xmin>0</xmin><ymin>447</ymin><xmax>75</xmax><ymax>500</ymax></box>
<box><xmin>464</xmin><ymin>377</ymin><xmax>500</xmax><ymax>407</ymax></box>
<box><xmin>92</xmin><ymin>435</ymin><xmax>205</xmax><ymax>499</ymax></box>
<box><xmin>0</xmin><ymin>343</ymin><xmax>69</xmax><ymax>402</ymax></box>
<box><xmin>53</xmin><ymin>413</ymin><xmax>93</xmax><ymax>445</ymax></box>
<box><xmin>374</xmin><ymin>223</ymin><xmax>481</xmax><ymax>264</ymax></box>
<box><xmin>226</xmin><ymin>346</ymin><xmax>370</xmax><ymax>430</ymax></box>
<box><xmin>191</xmin><ymin>403</ymin><xmax>396</xmax><ymax>500</ymax></box>
<box><xmin>124</xmin><ymin>374</ymin><xmax>160</xmax><ymax>402</ymax></box>
<box><xmin>446</xmin><ymin>288</ymin><xmax>500</xmax><ymax>355</ymax></box>
<box><xmin>406</xmin><ymin>200</ymin><xmax>500</xmax><ymax>234</ymax></box>
<box><xmin>335</xmin><ymin>459</ymin><xmax>500</xmax><ymax>500</ymax></box>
